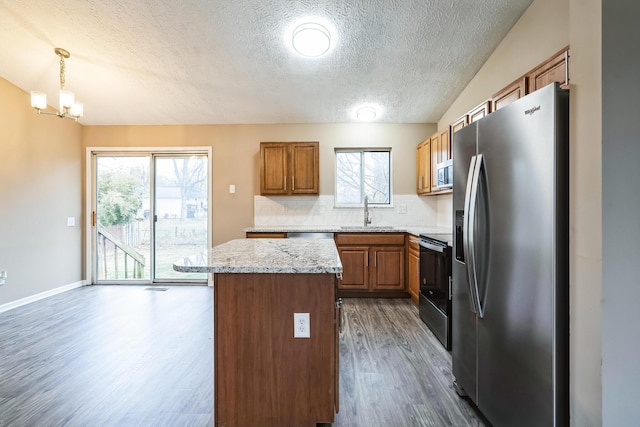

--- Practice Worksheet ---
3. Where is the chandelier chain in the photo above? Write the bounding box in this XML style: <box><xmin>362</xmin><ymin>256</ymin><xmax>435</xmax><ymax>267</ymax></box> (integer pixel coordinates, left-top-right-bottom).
<box><xmin>59</xmin><ymin>55</ymin><xmax>66</xmax><ymax>90</ymax></box>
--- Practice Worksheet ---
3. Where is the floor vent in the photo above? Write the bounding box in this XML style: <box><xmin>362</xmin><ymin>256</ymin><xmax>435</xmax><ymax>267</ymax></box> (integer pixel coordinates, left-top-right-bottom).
<box><xmin>145</xmin><ymin>287</ymin><xmax>169</xmax><ymax>291</ymax></box>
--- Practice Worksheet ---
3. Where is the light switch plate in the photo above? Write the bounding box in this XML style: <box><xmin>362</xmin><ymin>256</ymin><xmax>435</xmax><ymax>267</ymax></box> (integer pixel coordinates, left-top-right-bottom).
<box><xmin>67</xmin><ymin>217</ymin><xmax>76</xmax><ymax>226</ymax></box>
<box><xmin>229</xmin><ymin>184</ymin><xmax>236</xmax><ymax>194</ymax></box>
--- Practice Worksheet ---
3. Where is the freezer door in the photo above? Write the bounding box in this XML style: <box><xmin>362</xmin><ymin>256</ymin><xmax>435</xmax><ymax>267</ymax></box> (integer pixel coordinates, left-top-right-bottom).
<box><xmin>474</xmin><ymin>83</ymin><xmax>569</xmax><ymax>426</ymax></box>
<box><xmin>451</xmin><ymin>121</ymin><xmax>479</xmax><ymax>402</ymax></box>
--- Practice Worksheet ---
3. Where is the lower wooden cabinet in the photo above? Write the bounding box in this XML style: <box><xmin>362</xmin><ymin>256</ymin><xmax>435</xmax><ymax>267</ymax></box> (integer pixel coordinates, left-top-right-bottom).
<box><xmin>336</xmin><ymin>233</ymin><xmax>406</xmax><ymax>296</ymax></box>
<box><xmin>370</xmin><ymin>246</ymin><xmax>405</xmax><ymax>291</ymax></box>
<box><xmin>407</xmin><ymin>235</ymin><xmax>420</xmax><ymax>305</ymax></box>
<box><xmin>336</xmin><ymin>246</ymin><xmax>369</xmax><ymax>290</ymax></box>
<box><xmin>246</xmin><ymin>232</ymin><xmax>287</xmax><ymax>238</ymax></box>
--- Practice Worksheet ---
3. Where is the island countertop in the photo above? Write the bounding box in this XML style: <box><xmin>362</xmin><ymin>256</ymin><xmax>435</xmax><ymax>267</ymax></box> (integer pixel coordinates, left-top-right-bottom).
<box><xmin>173</xmin><ymin>238</ymin><xmax>343</xmax><ymax>274</ymax></box>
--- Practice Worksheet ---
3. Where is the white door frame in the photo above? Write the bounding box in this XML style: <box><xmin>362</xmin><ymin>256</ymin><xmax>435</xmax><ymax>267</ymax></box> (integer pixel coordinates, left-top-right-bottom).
<box><xmin>85</xmin><ymin>146</ymin><xmax>213</xmax><ymax>285</ymax></box>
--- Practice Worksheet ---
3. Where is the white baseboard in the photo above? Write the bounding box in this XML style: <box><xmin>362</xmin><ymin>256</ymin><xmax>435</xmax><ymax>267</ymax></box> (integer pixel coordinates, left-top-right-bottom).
<box><xmin>0</xmin><ymin>280</ymin><xmax>87</xmax><ymax>314</ymax></box>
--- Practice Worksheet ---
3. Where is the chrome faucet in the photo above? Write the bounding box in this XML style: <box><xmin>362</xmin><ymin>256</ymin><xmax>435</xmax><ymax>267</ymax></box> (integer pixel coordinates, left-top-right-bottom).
<box><xmin>363</xmin><ymin>195</ymin><xmax>372</xmax><ymax>227</ymax></box>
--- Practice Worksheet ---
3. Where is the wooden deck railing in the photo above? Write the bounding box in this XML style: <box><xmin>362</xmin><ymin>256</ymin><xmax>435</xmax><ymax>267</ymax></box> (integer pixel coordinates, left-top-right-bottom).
<box><xmin>97</xmin><ymin>224</ymin><xmax>146</xmax><ymax>279</ymax></box>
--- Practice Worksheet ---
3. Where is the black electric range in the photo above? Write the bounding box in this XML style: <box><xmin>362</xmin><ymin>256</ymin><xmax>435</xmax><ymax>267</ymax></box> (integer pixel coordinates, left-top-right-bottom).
<box><xmin>418</xmin><ymin>233</ymin><xmax>453</xmax><ymax>350</ymax></box>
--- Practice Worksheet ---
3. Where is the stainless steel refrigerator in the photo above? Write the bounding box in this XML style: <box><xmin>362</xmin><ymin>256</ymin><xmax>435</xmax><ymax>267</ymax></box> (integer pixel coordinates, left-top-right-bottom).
<box><xmin>452</xmin><ymin>82</ymin><xmax>569</xmax><ymax>427</ymax></box>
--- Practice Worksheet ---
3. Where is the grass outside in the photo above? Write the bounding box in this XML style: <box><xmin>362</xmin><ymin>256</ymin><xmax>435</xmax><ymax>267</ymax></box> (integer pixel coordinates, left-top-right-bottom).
<box><xmin>98</xmin><ymin>218</ymin><xmax>208</xmax><ymax>281</ymax></box>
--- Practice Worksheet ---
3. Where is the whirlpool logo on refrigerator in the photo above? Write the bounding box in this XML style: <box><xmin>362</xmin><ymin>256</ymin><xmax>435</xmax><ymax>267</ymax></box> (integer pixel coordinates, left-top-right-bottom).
<box><xmin>525</xmin><ymin>105</ymin><xmax>541</xmax><ymax>115</ymax></box>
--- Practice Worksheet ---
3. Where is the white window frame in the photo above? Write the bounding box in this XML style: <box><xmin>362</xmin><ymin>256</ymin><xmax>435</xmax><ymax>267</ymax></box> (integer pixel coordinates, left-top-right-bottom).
<box><xmin>334</xmin><ymin>148</ymin><xmax>393</xmax><ymax>208</ymax></box>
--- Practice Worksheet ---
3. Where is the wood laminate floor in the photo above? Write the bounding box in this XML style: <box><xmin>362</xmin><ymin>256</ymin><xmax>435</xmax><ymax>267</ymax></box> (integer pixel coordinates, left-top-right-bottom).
<box><xmin>0</xmin><ymin>286</ymin><xmax>484</xmax><ymax>427</ymax></box>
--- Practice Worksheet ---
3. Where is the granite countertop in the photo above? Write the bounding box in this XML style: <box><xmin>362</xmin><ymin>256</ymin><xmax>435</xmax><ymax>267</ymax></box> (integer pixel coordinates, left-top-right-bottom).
<box><xmin>173</xmin><ymin>238</ymin><xmax>343</xmax><ymax>274</ymax></box>
<box><xmin>244</xmin><ymin>225</ymin><xmax>452</xmax><ymax>236</ymax></box>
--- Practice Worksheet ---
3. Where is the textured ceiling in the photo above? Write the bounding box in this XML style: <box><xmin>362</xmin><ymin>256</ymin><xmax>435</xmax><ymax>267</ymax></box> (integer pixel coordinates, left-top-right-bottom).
<box><xmin>0</xmin><ymin>0</ymin><xmax>532</xmax><ymax>125</ymax></box>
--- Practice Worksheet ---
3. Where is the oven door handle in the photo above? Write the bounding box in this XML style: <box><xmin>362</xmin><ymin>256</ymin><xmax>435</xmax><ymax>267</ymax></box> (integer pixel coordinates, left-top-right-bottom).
<box><xmin>418</xmin><ymin>240</ymin><xmax>445</xmax><ymax>253</ymax></box>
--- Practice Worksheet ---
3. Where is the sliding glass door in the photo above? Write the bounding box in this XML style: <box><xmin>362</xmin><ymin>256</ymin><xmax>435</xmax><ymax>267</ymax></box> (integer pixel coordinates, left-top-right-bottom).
<box><xmin>93</xmin><ymin>152</ymin><xmax>209</xmax><ymax>284</ymax></box>
<box><xmin>153</xmin><ymin>155</ymin><xmax>208</xmax><ymax>280</ymax></box>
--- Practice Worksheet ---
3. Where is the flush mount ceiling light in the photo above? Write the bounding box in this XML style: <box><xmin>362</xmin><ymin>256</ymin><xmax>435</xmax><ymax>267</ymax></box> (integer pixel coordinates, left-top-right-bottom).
<box><xmin>292</xmin><ymin>22</ymin><xmax>331</xmax><ymax>57</ymax></box>
<box><xmin>30</xmin><ymin>47</ymin><xmax>84</xmax><ymax>121</ymax></box>
<box><xmin>356</xmin><ymin>106</ymin><xmax>377</xmax><ymax>121</ymax></box>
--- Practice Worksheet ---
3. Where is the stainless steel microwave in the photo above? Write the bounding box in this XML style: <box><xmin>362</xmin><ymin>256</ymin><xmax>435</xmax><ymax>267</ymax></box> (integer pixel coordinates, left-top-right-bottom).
<box><xmin>436</xmin><ymin>159</ymin><xmax>453</xmax><ymax>189</ymax></box>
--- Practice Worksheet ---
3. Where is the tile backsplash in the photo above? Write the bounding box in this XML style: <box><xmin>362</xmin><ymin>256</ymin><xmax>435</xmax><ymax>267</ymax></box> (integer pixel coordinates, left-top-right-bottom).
<box><xmin>254</xmin><ymin>194</ymin><xmax>453</xmax><ymax>229</ymax></box>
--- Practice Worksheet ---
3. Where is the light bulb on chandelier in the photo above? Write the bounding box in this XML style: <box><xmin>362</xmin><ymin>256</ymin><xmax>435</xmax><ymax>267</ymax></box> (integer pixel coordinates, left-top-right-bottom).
<box><xmin>30</xmin><ymin>47</ymin><xmax>84</xmax><ymax>121</ymax></box>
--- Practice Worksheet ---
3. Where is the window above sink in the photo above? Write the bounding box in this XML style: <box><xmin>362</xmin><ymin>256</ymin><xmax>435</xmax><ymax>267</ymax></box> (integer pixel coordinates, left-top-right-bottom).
<box><xmin>335</xmin><ymin>148</ymin><xmax>392</xmax><ymax>207</ymax></box>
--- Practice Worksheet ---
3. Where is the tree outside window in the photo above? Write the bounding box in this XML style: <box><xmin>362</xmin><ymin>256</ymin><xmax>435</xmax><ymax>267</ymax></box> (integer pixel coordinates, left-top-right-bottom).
<box><xmin>335</xmin><ymin>149</ymin><xmax>391</xmax><ymax>206</ymax></box>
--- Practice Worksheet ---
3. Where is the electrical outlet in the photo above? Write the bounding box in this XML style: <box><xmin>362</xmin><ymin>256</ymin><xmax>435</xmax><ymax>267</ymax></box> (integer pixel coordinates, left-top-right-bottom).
<box><xmin>294</xmin><ymin>313</ymin><xmax>310</xmax><ymax>338</ymax></box>
<box><xmin>398</xmin><ymin>204</ymin><xmax>407</xmax><ymax>214</ymax></box>
<box><xmin>0</xmin><ymin>270</ymin><xmax>6</xmax><ymax>286</ymax></box>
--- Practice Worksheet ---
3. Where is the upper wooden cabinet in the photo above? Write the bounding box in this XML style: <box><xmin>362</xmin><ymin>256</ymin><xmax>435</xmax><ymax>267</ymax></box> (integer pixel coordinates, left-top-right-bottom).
<box><xmin>429</xmin><ymin>128</ymin><xmax>452</xmax><ymax>193</ymax></box>
<box><xmin>451</xmin><ymin>115</ymin><xmax>468</xmax><ymax>135</ymax></box>
<box><xmin>492</xmin><ymin>77</ymin><xmax>528</xmax><ymax>111</ymax></box>
<box><xmin>416</xmin><ymin>138</ymin><xmax>431</xmax><ymax>195</ymax></box>
<box><xmin>439</xmin><ymin>127</ymin><xmax>451</xmax><ymax>161</ymax></box>
<box><xmin>430</xmin><ymin>132</ymin><xmax>440</xmax><ymax>192</ymax></box>
<box><xmin>417</xmin><ymin>127</ymin><xmax>452</xmax><ymax>196</ymax></box>
<box><xmin>528</xmin><ymin>48</ymin><xmax>569</xmax><ymax>93</ymax></box>
<box><xmin>418</xmin><ymin>47</ymin><xmax>570</xmax><ymax>198</ymax></box>
<box><xmin>260</xmin><ymin>141</ymin><xmax>319</xmax><ymax>196</ymax></box>
<box><xmin>468</xmin><ymin>100</ymin><xmax>491</xmax><ymax>123</ymax></box>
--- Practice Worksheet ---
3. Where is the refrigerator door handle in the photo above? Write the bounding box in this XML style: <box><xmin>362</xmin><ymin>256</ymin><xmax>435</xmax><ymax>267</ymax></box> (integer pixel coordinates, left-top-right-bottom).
<box><xmin>468</xmin><ymin>154</ymin><xmax>485</xmax><ymax>318</ymax></box>
<box><xmin>463</xmin><ymin>155</ymin><xmax>479</xmax><ymax>314</ymax></box>
<box><xmin>463</xmin><ymin>154</ymin><xmax>484</xmax><ymax>318</ymax></box>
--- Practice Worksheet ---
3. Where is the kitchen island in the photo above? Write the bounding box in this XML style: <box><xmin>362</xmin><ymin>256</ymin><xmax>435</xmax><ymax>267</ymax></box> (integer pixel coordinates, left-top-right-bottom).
<box><xmin>174</xmin><ymin>238</ymin><xmax>343</xmax><ymax>427</ymax></box>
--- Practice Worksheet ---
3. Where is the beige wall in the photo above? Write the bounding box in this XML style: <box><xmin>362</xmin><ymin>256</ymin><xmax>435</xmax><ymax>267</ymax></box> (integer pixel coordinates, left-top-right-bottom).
<box><xmin>0</xmin><ymin>77</ymin><xmax>83</xmax><ymax>306</ymax></box>
<box><xmin>568</xmin><ymin>0</ymin><xmax>602</xmax><ymax>425</ymax></box>
<box><xmin>83</xmin><ymin>123</ymin><xmax>434</xmax><ymax>245</ymax></box>
<box><xmin>437</xmin><ymin>0</ymin><xmax>603</xmax><ymax>424</ymax></box>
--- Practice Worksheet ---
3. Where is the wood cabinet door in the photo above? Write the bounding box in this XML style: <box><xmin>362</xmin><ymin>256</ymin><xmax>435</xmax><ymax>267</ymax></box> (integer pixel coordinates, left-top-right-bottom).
<box><xmin>416</xmin><ymin>139</ymin><xmax>431</xmax><ymax>195</ymax></box>
<box><xmin>451</xmin><ymin>115</ymin><xmax>468</xmax><ymax>135</ymax></box>
<box><xmin>337</xmin><ymin>247</ymin><xmax>369</xmax><ymax>290</ymax></box>
<box><xmin>430</xmin><ymin>132</ymin><xmax>440</xmax><ymax>192</ymax></box>
<box><xmin>290</xmin><ymin>142</ymin><xmax>319</xmax><ymax>195</ymax></box>
<box><xmin>492</xmin><ymin>77</ymin><xmax>528</xmax><ymax>111</ymax></box>
<box><xmin>439</xmin><ymin>127</ymin><xmax>451</xmax><ymax>161</ymax></box>
<box><xmin>416</xmin><ymin>142</ymin><xmax>422</xmax><ymax>193</ymax></box>
<box><xmin>528</xmin><ymin>48</ymin><xmax>569</xmax><ymax>93</ymax></box>
<box><xmin>408</xmin><ymin>237</ymin><xmax>420</xmax><ymax>305</ymax></box>
<box><xmin>468</xmin><ymin>101</ymin><xmax>491</xmax><ymax>123</ymax></box>
<box><xmin>260</xmin><ymin>143</ymin><xmax>288</xmax><ymax>195</ymax></box>
<box><xmin>370</xmin><ymin>246</ymin><xmax>405</xmax><ymax>291</ymax></box>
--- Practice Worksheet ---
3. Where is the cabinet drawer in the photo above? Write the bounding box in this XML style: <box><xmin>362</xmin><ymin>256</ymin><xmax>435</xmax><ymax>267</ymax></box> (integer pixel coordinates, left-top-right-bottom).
<box><xmin>246</xmin><ymin>232</ymin><xmax>287</xmax><ymax>238</ymax></box>
<box><xmin>335</xmin><ymin>233</ymin><xmax>405</xmax><ymax>246</ymax></box>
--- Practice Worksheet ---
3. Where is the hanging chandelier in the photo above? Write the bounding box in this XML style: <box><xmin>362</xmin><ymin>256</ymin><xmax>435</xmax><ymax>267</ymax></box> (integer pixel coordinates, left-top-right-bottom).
<box><xmin>30</xmin><ymin>47</ymin><xmax>84</xmax><ymax>121</ymax></box>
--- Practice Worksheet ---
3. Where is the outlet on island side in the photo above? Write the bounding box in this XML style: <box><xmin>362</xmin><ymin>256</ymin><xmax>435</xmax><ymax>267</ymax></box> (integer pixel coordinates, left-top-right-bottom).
<box><xmin>293</xmin><ymin>313</ymin><xmax>310</xmax><ymax>338</ymax></box>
